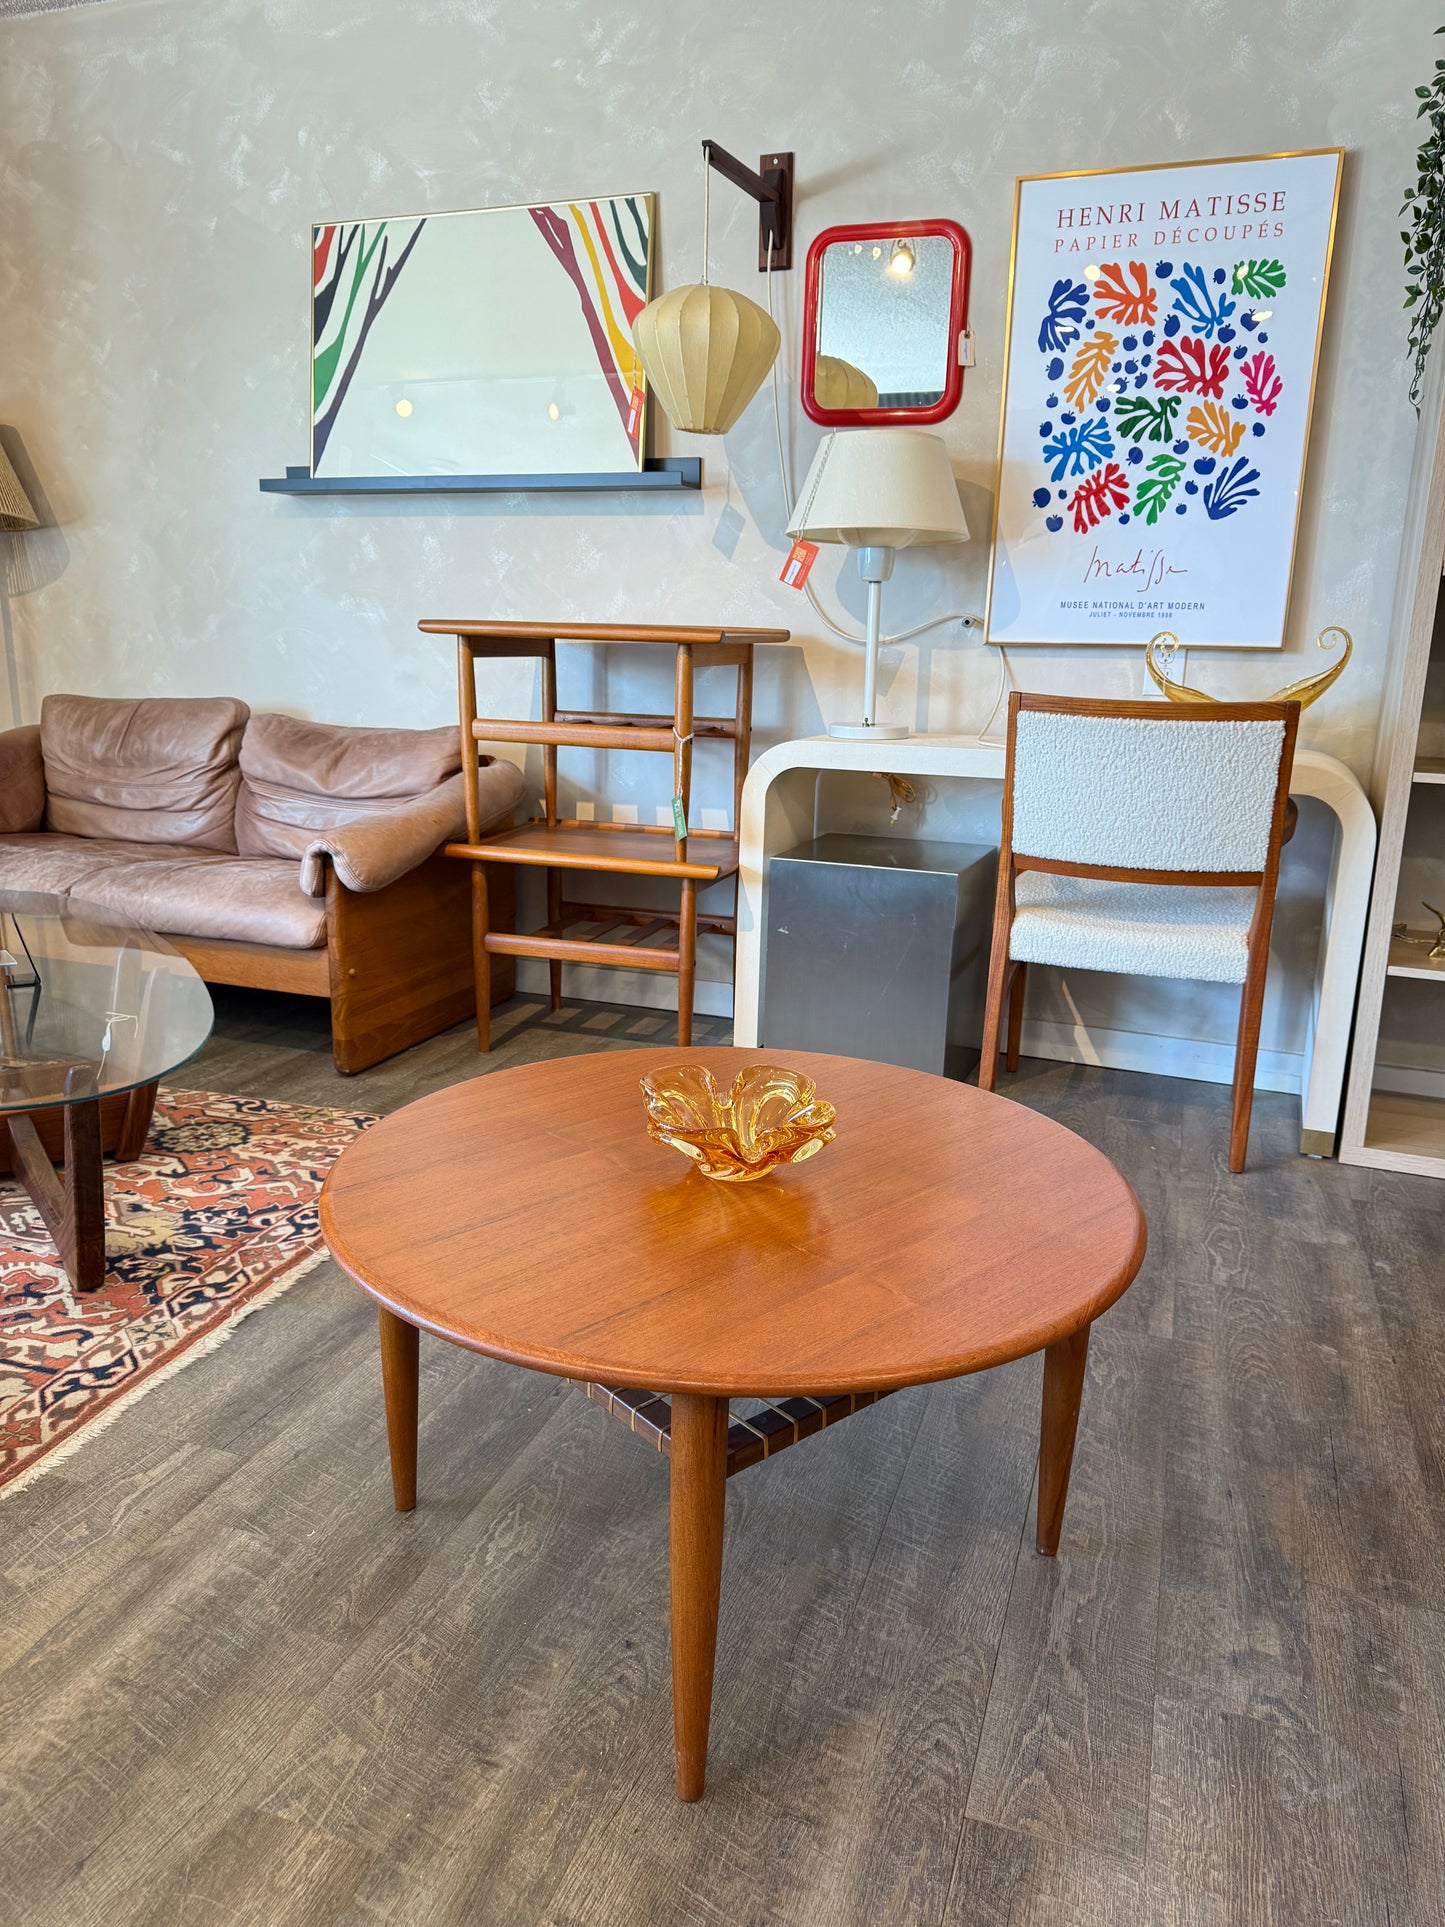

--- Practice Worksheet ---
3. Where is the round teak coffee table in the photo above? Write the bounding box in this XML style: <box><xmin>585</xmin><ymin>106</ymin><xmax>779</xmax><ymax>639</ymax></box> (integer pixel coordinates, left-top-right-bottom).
<box><xmin>320</xmin><ymin>1047</ymin><xmax>1147</xmax><ymax>1800</ymax></box>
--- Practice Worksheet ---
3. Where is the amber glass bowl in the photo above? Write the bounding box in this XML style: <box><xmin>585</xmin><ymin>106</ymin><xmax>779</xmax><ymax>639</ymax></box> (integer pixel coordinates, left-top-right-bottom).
<box><xmin>640</xmin><ymin>1063</ymin><xmax>837</xmax><ymax>1183</ymax></box>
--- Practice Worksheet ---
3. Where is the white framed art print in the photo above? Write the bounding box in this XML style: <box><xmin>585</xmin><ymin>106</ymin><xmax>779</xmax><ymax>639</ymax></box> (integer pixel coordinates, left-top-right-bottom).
<box><xmin>986</xmin><ymin>149</ymin><xmax>1342</xmax><ymax>648</ymax></box>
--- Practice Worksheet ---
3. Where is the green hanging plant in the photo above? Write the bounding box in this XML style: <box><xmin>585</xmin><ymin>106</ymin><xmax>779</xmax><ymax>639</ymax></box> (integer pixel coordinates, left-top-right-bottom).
<box><xmin>1404</xmin><ymin>27</ymin><xmax>1445</xmax><ymax>409</ymax></box>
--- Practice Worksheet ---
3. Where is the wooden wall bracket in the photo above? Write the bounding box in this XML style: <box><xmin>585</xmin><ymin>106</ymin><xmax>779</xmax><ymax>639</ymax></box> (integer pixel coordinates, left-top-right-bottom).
<box><xmin>702</xmin><ymin>141</ymin><xmax>794</xmax><ymax>272</ymax></box>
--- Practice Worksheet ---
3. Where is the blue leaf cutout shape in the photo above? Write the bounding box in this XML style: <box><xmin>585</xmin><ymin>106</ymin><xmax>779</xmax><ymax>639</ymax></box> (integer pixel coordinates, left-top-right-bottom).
<box><xmin>1203</xmin><ymin>457</ymin><xmax>1261</xmax><ymax>520</ymax></box>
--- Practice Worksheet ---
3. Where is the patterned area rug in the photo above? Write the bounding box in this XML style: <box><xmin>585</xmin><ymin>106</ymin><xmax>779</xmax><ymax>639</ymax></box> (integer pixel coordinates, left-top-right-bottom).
<box><xmin>0</xmin><ymin>1088</ymin><xmax>375</xmax><ymax>1497</ymax></box>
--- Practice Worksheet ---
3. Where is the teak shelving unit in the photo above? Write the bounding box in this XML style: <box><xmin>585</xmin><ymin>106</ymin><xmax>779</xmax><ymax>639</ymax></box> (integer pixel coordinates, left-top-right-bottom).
<box><xmin>1340</xmin><ymin>350</ymin><xmax>1445</xmax><ymax>1179</ymax></box>
<box><xmin>424</xmin><ymin>620</ymin><xmax>789</xmax><ymax>1047</ymax></box>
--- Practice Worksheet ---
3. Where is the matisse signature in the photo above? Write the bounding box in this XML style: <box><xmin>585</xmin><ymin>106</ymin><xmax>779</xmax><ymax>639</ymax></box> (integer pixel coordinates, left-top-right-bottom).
<box><xmin>1083</xmin><ymin>546</ymin><xmax>1189</xmax><ymax>594</ymax></box>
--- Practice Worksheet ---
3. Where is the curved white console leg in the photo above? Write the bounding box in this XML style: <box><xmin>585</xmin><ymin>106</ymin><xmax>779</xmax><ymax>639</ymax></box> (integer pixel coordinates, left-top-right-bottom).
<box><xmin>1289</xmin><ymin>750</ymin><xmax>1378</xmax><ymax>1155</ymax></box>
<box><xmin>734</xmin><ymin>735</ymin><xmax>1375</xmax><ymax>1157</ymax></box>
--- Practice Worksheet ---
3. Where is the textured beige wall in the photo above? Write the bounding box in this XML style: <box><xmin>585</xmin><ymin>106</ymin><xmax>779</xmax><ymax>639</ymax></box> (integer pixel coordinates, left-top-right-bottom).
<box><xmin>0</xmin><ymin>0</ymin><xmax>1432</xmax><ymax>1054</ymax></box>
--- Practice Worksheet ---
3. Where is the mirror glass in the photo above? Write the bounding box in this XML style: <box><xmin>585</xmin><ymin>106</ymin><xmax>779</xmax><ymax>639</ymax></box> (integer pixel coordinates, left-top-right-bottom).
<box><xmin>808</xmin><ymin>232</ymin><xmax>958</xmax><ymax>416</ymax></box>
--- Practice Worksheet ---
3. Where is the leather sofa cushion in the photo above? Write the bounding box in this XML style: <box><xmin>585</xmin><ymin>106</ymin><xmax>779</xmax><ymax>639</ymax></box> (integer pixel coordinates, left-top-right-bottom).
<box><xmin>83</xmin><ymin>853</ymin><xmax>326</xmax><ymax>948</ymax></box>
<box><xmin>0</xmin><ymin>835</ymin><xmax>326</xmax><ymax>948</ymax></box>
<box><xmin>235</xmin><ymin>713</ymin><xmax>462</xmax><ymax>859</ymax></box>
<box><xmin>0</xmin><ymin>832</ymin><xmax>174</xmax><ymax>898</ymax></box>
<box><xmin>41</xmin><ymin>695</ymin><xmax>249</xmax><ymax>851</ymax></box>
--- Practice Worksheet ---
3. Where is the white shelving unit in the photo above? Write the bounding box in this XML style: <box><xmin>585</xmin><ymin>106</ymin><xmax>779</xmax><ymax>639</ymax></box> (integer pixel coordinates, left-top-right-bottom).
<box><xmin>1341</xmin><ymin>349</ymin><xmax>1445</xmax><ymax>1179</ymax></box>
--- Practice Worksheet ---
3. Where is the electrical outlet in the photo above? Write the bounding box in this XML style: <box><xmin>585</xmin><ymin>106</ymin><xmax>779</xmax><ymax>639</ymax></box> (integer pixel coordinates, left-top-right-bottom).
<box><xmin>575</xmin><ymin>800</ymin><xmax>595</xmax><ymax>821</ymax></box>
<box><xmin>1142</xmin><ymin>646</ymin><xmax>1179</xmax><ymax>697</ymax></box>
<box><xmin>611</xmin><ymin>803</ymin><xmax>639</xmax><ymax>825</ymax></box>
<box><xmin>700</xmin><ymin>808</ymin><xmax>729</xmax><ymax>832</ymax></box>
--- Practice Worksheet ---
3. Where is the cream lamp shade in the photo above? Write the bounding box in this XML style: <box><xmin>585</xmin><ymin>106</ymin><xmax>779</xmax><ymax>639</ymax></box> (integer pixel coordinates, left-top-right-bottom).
<box><xmin>0</xmin><ymin>445</ymin><xmax>38</xmax><ymax>532</ymax></box>
<box><xmin>787</xmin><ymin>427</ymin><xmax>970</xmax><ymax>550</ymax></box>
<box><xmin>788</xmin><ymin>428</ymin><xmax>969</xmax><ymax>741</ymax></box>
<box><xmin>632</xmin><ymin>283</ymin><xmax>781</xmax><ymax>436</ymax></box>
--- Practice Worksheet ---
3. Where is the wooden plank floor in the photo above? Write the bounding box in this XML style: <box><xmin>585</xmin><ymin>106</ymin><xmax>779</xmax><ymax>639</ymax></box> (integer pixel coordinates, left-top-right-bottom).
<box><xmin>2</xmin><ymin>986</ymin><xmax>1442</xmax><ymax>1927</ymax></box>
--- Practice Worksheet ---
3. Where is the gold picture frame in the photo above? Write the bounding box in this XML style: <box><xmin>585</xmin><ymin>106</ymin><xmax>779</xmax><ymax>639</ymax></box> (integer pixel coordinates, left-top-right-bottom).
<box><xmin>984</xmin><ymin>149</ymin><xmax>1343</xmax><ymax>650</ymax></box>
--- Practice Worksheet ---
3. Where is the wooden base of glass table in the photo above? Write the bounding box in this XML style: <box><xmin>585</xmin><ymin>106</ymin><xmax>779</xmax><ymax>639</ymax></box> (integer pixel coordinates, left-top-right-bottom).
<box><xmin>4</xmin><ymin>1080</ymin><xmax>157</xmax><ymax>1292</ymax></box>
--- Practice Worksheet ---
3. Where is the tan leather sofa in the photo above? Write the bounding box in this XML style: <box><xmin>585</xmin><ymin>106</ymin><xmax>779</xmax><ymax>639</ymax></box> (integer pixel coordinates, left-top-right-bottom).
<box><xmin>0</xmin><ymin>695</ymin><xmax>524</xmax><ymax>1073</ymax></box>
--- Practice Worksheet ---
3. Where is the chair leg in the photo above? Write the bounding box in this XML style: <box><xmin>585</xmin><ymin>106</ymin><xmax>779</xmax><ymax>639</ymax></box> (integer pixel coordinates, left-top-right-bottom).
<box><xmin>677</xmin><ymin>878</ymin><xmax>697</xmax><ymax>1049</ymax></box>
<box><xmin>470</xmin><ymin>865</ymin><xmax>492</xmax><ymax>1053</ymax></box>
<box><xmin>669</xmin><ymin>1391</ymin><xmax>728</xmax><ymax>1801</ymax></box>
<box><xmin>1229</xmin><ymin>962</ymin><xmax>1268</xmax><ymax>1174</ymax></box>
<box><xmin>1005</xmin><ymin>960</ymin><xmax>1027</xmax><ymax>1074</ymax></box>
<box><xmin>978</xmin><ymin>955</ymin><xmax>1008</xmax><ymax>1093</ymax></box>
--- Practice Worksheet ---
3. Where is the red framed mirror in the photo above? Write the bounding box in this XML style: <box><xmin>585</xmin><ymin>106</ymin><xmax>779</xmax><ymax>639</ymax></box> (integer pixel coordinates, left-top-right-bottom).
<box><xmin>801</xmin><ymin>219</ymin><xmax>972</xmax><ymax>427</ymax></box>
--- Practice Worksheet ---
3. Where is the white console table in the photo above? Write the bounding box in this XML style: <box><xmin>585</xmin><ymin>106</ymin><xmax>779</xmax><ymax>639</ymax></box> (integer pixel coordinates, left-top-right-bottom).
<box><xmin>733</xmin><ymin>734</ymin><xmax>1376</xmax><ymax>1156</ymax></box>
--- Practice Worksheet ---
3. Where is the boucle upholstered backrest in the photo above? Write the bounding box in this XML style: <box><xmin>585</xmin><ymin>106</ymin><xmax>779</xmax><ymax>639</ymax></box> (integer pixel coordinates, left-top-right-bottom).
<box><xmin>1009</xmin><ymin>703</ymin><xmax>1291</xmax><ymax>874</ymax></box>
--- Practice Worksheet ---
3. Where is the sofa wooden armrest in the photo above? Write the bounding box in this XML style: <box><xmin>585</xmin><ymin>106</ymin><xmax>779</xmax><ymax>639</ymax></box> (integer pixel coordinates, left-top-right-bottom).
<box><xmin>166</xmin><ymin>849</ymin><xmax>516</xmax><ymax>1074</ymax></box>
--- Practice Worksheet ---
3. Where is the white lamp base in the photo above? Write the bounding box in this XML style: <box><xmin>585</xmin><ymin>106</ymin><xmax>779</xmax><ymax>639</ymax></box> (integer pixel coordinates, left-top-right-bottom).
<box><xmin>829</xmin><ymin>721</ymin><xmax>910</xmax><ymax>740</ymax></box>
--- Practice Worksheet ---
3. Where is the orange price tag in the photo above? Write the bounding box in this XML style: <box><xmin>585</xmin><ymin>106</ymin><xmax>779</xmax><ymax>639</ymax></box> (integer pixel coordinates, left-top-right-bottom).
<box><xmin>626</xmin><ymin>385</ymin><xmax>645</xmax><ymax>436</ymax></box>
<box><xmin>780</xmin><ymin>538</ymin><xmax>819</xmax><ymax>589</ymax></box>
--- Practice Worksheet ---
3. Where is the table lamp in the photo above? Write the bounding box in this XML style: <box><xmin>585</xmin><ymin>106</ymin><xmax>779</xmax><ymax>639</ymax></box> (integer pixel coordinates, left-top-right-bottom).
<box><xmin>788</xmin><ymin>428</ymin><xmax>969</xmax><ymax>740</ymax></box>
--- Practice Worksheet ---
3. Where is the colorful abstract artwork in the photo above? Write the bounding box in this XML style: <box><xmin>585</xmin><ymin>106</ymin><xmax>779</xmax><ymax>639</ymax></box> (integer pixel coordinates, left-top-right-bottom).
<box><xmin>987</xmin><ymin>152</ymin><xmax>1341</xmax><ymax>649</ymax></box>
<box><xmin>311</xmin><ymin>194</ymin><xmax>654</xmax><ymax>478</ymax></box>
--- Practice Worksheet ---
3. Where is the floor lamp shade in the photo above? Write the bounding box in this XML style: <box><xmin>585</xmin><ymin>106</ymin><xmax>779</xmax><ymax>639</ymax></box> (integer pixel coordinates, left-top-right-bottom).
<box><xmin>632</xmin><ymin>283</ymin><xmax>781</xmax><ymax>435</ymax></box>
<box><xmin>0</xmin><ymin>446</ymin><xmax>37</xmax><ymax>532</ymax></box>
<box><xmin>787</xmin><ymin>428</ymin><xmax>970</xmax><ymax>550</ymax></box>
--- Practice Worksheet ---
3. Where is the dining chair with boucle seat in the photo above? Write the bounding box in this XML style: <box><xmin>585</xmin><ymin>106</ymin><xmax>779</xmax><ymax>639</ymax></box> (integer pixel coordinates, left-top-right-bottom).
<box><xmin>979</xmin><ymin>692</ymin><xmax>1300</xmax><ymax>1172</ymax></box>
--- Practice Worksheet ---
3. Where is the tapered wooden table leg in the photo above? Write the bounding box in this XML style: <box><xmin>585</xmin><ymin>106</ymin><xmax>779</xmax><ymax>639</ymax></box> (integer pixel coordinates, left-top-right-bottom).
<box><xmin>1037</xmin><ymin>1324</ymin><xmax>1090</xmax><ymax>1556</ymax></box>
<box><xmin>669</xmin><ymin>1391</ymin><xmax>728</xmax><ymax>1801</ymax></box>
<box><xmin>378</xmin><ymin>1305</ymin><xmax>420</xmax><ymax>1511</ymax></box>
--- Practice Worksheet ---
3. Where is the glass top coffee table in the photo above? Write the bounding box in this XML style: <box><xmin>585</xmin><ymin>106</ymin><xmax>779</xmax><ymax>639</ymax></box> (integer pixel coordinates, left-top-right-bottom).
<box><xmin>0</xmin><ymin>890</ymin><xmax>214</xmax><ymax>1291</ymax></box>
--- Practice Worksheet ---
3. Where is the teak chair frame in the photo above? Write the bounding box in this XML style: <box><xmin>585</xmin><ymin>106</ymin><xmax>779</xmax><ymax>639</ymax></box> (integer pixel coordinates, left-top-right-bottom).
<box><xmin>979</xmin><ymin>692</ymin><xmax>1301</xmax><ymax>1173</ymax></box>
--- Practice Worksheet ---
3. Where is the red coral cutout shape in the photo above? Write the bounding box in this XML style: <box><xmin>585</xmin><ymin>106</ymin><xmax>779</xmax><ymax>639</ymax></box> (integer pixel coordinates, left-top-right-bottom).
<box><xmin>1070</xmin><ymin>462</ymin><xmax>1130</xmax><ymax>533</ymax></box>
<box><xmin>1093</xmin><ymin>261</ymin><xmax>1157</xmax><ymax>328</ymax></box>
<box><xmin>1242</xmin><ymin>351</ymin><xmax>1282</xmax><ymax>417</ymax></box>
<box><xmin>1153</xmin><ymin>334</ymin><xmax>1229</xmax><ymax>400</ymax></box>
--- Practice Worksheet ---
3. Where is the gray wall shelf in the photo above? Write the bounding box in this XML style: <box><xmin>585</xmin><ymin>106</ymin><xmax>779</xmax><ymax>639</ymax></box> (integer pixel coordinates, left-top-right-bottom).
<box><xmin>258</xmin><ymin>459</ymin><xmax>701</xmax><ymax>496</ymax></box>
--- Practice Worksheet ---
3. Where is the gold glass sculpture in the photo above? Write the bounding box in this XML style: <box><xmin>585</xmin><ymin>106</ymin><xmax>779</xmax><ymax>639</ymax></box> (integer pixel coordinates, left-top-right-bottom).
<box><xmin>640</xmin><ymin>1063</ymin><xmax>836</xmax><ymax>1182</ymax></box>
<box><xmin>1426</xmin><ymin>901</ymin><xmax>1445</xmax><ymax>963</ymax></box>
<box><xmin>1145</xmin><ymin>625</ymin><xmax>1353</xmax><ymax>709</ymax></box>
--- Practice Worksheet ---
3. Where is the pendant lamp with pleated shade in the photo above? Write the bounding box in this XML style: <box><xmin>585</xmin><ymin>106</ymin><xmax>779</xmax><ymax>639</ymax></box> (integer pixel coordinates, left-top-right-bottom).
<box><xmin>0</xmin><ymin>445</ymin><xmax>37</xmax><ymax>532</ymax></box>
<box><xmin>633</xmin><ymin>283</ymin><xmax>779</xmax><ymax>434</ymax></box>
<box><xmin>632</xmin><ymin>148</ymin><xmax>782</xmax><ymax>435</ymax></box>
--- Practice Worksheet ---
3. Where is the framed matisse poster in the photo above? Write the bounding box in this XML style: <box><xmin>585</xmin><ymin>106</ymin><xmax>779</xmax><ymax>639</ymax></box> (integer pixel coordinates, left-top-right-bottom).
<box><xmin>311</xmin><ymin>194</ymin><xmax>654</xmax><ymax>479</ymax></box>
<box><xmin>986</xmin><ymin>150</ymin><xmax>1342</xmax><ymax>648</ymax></box>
